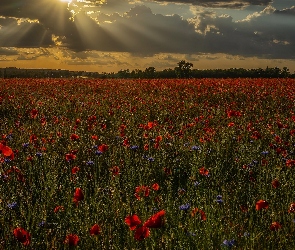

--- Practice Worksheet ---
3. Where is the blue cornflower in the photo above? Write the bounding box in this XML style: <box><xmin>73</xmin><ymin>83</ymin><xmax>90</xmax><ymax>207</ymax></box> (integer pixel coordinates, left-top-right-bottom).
<box><xmin>179</xmin><ymin>203</ymin><xmax>191</xmax><ymax>211</ymax></box>
<box><xmin>86</xmin><ymin>160</ymin><xmax>94</xmax><ymax>166</ymax></box>
<box><xmin>95</xmin><ymin>150</ymin><xmax>102</xmax><ymax>156</ymax></box>
<box><xmin>243</xmin><ymin>232</ymin><xmax>250</xmax><ymax>237</ymax></box>
<box><xmin>261</xmin><ymin>151</ymin><xmax>269</xmax><ymax>156</ymax></box>
<box><xmin>186</xmin><ymin>232</ymin><xmax>196</xmax><ymax>236</ymax></box>
<box><xmin>92</xmin><ymin>145</ymin><xmax>98</xmax><ymax>149</ymax></box>
<box><xmin>222</xmin><ymin>239</ymin><xmax>236</xmax><ymax>248</ymax></box>
<box><xmin>36</xmin><ymin>152</ymin><xmax>42</xmax><ymax>158</ymax></box>
<box><xmin>194</xmin><ymin>181</ymin><xmax>200</xmax><ymax>187</ymax></box>
<box><xmin>216</xmin><ymin>195</ymin><xmax>223</xmax><ymax>204</ymax></box>
<box><xmin>147</xmin><ymin>157</ymin><xmax>155</xmax><ymax>162</ymax></box>
<box><xmin>23</xmin><ymin>142</ymin><xmax>29</xmax><ymax>148</ymax></box>
<box><xmin>7</xmin><ymin>202</ymin><xmax>18</xmax><ymax>210</ymax></box>
<box><xmin>6</xmin><ymin>134</ymin><xmax>13</xmax><ymax>140</ymax></box>
<box><xmin>191</xmin><ymin>145</ymin><xmax>201</xmax><ymax>151</ymax></box>
<box><xmin>38</xmin><ymin>221</ymin><xmax>46</xmax><ymax>228</ymax></box>
<box><xmin>4</xmin><ymin>158</ymin><xmax>11</xmax><ymax>163</ymax></box>
<box><xmin>130</xmin><ymin>145</ymin><xmax>139</xmax><ymax>151</ymax></box>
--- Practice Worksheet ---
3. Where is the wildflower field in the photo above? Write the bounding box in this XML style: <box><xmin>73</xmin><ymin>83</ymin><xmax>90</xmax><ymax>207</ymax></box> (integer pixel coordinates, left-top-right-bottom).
<box><xmin>1</xmin><ymin>78</ymin><xmax>295</xmax><ymax>249</ymax></box>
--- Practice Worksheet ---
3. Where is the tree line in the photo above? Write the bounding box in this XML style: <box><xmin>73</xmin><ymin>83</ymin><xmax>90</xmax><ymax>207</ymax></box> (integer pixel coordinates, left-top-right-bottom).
<box><xmin>102</xmin><ymin>61</ymin><xmax>294</xmax><ymax>79</ymax></box>
<box><xmin>1</xmin><ymin>61</ymin><xmax>294</xmax><ymax>79</ymax></box>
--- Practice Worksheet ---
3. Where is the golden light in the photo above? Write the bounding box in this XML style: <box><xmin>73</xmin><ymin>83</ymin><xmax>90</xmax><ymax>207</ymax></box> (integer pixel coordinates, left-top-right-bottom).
<box><xmin>59</xmin><ymin>0</ymin><xmax>72</xmax><ymax>3</ymax></box>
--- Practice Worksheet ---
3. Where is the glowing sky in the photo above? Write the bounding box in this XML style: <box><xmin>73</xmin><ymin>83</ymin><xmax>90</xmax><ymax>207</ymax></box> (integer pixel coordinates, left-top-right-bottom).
<box><xmin>0</xmin><ymin>0</ymin><xmax>294</xmax><ymax>73</ymax></box>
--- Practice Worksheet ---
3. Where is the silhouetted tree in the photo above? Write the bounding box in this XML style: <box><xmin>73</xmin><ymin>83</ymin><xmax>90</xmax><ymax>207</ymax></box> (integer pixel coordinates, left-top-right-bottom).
<box><xmin>175</xmin><ymin>60</ymin><xmax>193</xmax><ymax>78</ymax></box>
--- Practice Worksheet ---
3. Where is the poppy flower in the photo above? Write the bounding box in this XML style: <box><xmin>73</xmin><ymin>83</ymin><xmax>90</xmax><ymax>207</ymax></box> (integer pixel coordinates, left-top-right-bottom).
<box><xmin>73</xmin><ymin>188</ymin><xmax>84</xmax><ymax>204</ymax></box>
<box><xmin>66</xmin><ymin>153</ymin><xmax>76</xmax><ymax>161</ymax></box>
<box><xmin>199</xmin><ymin>167</ymin><xmax>209</xmax><ymax>176</ymax></box>
<box><xmin>30</xmin><ymin>108</ymin><xmax>38</xmax><ymax>119</ymax></box>
<box><xmin>125</xmin><ymin>214</ymin><xmax>142</xmax><ymax>230</ymax></box>
<box><xmin>135</xmin><ymin>186</ymin><xmax>150</xmax><ymax>200</ymax></box>
<box><xmin>110</xmin><ymin>166</ymin><xmax>120</xmax><ymax>176</ymax></box>
<box><xmin>64</xmin><ymin>234</ymin><xmax>79</xmax><ymax>246</ymax></box>
<box><xmin>134</xmin><ymin>226</ymin><xmax>150</xmax><ymax>241</ymax></box>
<box><xmin>0</xmin><ymin>143</ymin><xmax>14</xmax><ymax>160</ymax></box>
<box><xmin>71</xmin><ymin>166</ymin><xmax>80</xmax><ymax>174</ymax></box>
<box><xmin>98</xmin><ymin>144</ymin><xmax>108</xmax><ymax>153</ymax></box>
<box><xmin>143</xmin><ymin>210</ymin><xmax>165</xmax><ymax>228</ymax></box>
<box><xmin>151</xmin><ymin>183</ymin><xmax>160</xmax><ymax>191</ymax></box>
<box><xmin>191</xmin><ymin>208</ymin><xmax>206</xmax><ymax>221</ymax></box>
<box><xmin>270</xmin><ymin>222</ymin><xmax>282</xmax><ymax>231</ymax></box>
<box><xmin>288</xmin><ymin>203</ymin><xmax>295</xmax><ymax>213</ymax></box>
<box><xmin>70</xmin><ymin>134</ymin><xmax>80</xmax><ymax>141</ymax></box>
<box><xmin>90</xmin><ymin>224</ymin><xmax>101</xmax><ymax>236</ymax></box>
<box><xmin>271</xmin><ymin>179</ymin><xmax>280</xmax><ymax>188</ymax></box>
<box><xmin>91</xmin><ymin>135</ymin><xmax>98</xmax><ymax>140</ymax></box>
<box><xmin>256</xmin><ymin>200</ymin><xmax>269</xmax><ymax>210</ymax></box>
<box><xmin>13</xmin><ymin>227</ymin><xmax>31</xmax><ymax>246</ymax></box>
<box><xmin>54</xmin><ymin>206</ymin><xmax>64</xmax><ymax>213</ymax></box>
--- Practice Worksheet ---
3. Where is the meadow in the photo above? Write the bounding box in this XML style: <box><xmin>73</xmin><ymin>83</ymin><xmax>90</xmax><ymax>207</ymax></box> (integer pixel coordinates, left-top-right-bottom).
<box><xmin>1</xmin><ymin>78</ymin><xmax>295</xmax><ymax>249</ymax></box>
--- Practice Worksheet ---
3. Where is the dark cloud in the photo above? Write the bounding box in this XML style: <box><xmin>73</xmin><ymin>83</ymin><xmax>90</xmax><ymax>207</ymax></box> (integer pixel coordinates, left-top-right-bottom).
<box><xmin>0</xmin><ymin>0</ymin><xmax>294</xmax><ymax>60</ymax></box>
<box><xmin>151</xmin><ymin>0</ymin><xmax>272</xmax><ymax>8</ymax></box>
<box><xmin>0</xmin><ymin>17</ymin><xmax>54</xmax><ymax>47</ymax></box>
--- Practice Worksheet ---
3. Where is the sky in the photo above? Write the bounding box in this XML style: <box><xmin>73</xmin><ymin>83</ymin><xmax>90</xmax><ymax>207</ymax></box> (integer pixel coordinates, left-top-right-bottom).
<box><xmin>0</xmin><ymin>0</ymin><xmax>294</xmax><ymax>73</ymax></box>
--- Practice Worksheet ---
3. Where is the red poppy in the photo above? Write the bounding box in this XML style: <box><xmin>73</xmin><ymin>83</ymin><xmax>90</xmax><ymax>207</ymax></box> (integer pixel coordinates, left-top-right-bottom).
<box><xmin>191</xmin><ymin>208</ymin><xmax>206</xmax><ymax>221</ymax></box>
<box><xmin>256</xmin><ymin>200</ymin><xmax>269</xmax><ymax>210</ymax></box>
<box><xmin>288</xmin><ymin>203</ymin><xmax>295</xmax><ymax>213</ymax></box>
<box><xmin>0</xmin><ymin>143</ymin><xmax>14</xmax><ymax>159</ymax></box>
<box><xmin>40</xmin><ymin>117</ymin><xmax>47</xmax><ymax>126</ymax></box>
<box><xmin>73</xmin><ymin>188</ymin><xmax>84</xmax><ymax>204</ymax></box>
<box><xmin>251</xmin><ymin>131</ymin><xmax>262</xmax><ymax>140</ymax></box>
<box><xmin>91</xmin><ymin>135</ymin><xmax>98</xmax><ymax>140</ymax></box>
<box><xmin>227</xmin><ymin>110</ymin><xmax>241</xmax><ymax>118</ymax></box>
<box><xmin>151</xmin><ymin>183</ymin><xmax>160</xmax><ymax>191</ymax></box>
<box><xmin>98</xmin><ymin>144</ymin><xmax>108</xmax><ymax>152</ymax></box>
<box><xmin>30</xmin><ymin>108</ymin><xmax>38</xmax><ymax>119</ymax></box>
<box><xmin>144</xmin><ymin>144</ymin><xmax>149</xmax><ymax>151</ymax></box>
<box><xmin>199</xmin><ymin>167</ymin><xmax>209</xmax><ymax>176</ymax></box>
<box><xmin>70</xmin><ymin>134</ymin><xmax>79</xmax><ymax>141</ymax></box>
<box><xmin>125</xmin><ymin>214</ymin><xmax>142</xmax><ymax>230</ymax></box>
<box><xmin>54</xmin><ymin>206</ymin><xmax>64</xmax><ymax>213</ymax></box>
<box><xmin>110</xmin><ymin>166</ymin><xmax>120</xmax><ymax>176</ymax></box>
<box><xmin>13</xmin><ymin>227</ymin><xmax>31</xmax><ymax>246</ymax></box>
<box><xmin>143</xmin><ymin>210</ymin><xmax>165</xmax><ymax>228</ymax></box>
<box><xmin>271</xmin><ymin>179</ymin><xmax>280</xmax><ymax>188</ymax></box>
<box><xmin>66</xmin><ymin>153</ymin><xmax>76</xmax><ymax>161</ymax></box>
<box><xmin>90</xmin><ymin>224</ymin><xmax>101</xmax><ymax>236</ymax></box>
<box><xmin>286</xmin><ymin>159</ymin><xmax>295</xmax><ymax>168</ymax></box>
<box><xmin>270</xmin><ymin>222</ymin><xmax>282</xmax><ymax>231</ymax></box>
<box><xmin>135</xmin><ymin>186</ymin><xmax>150</xmax><ymax>200</ymax></box>
<box><xmin>71</xmin><ymin>166</ymin><xmax>80</xmax><ymax>174</ymax></box>
<box><xmin>228</xmin><ymin>122</ymin><xmax>235</xmax><ymax>127</ymax></box>
<box><xmin>64</xmin><ymin>234</ymin><xmax>79</xmax><ymax>246</ymax></box>
<box><xmin>134</xmin><ymin>226</ymin><xmax>150</xmax><ymax>241</ymax></box>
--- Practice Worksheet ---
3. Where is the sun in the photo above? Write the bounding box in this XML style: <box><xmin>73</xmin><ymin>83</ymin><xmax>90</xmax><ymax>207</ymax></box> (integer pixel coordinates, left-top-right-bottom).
<box><xmin>59</xmin><ymin>0</ymin><xmax>72</xmax><ymax>3</ymax></box>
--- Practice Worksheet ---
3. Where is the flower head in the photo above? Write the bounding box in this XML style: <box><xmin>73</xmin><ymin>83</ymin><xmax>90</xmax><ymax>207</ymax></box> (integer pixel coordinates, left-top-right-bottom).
<box><xmin>134</xmin><ymin>226</ymin><xmax>150</xmax><ymax>241</ymax></box>
<box><xmin>256</xmin><ymin>200</ymin><xmax>269</xmax><ymax>210</ymax></box>
<box><xmin>90</xmin><ymin>224</ymin><xmax>101</xmax><ymax>236</ymax></box>
<box><xmin>13</xmin><ymin>227</ymin><xmax>31</xmax><ymax>246</ymax></box>
<box><xmin>143</xmin><ymin>210</ymin><xmax>165</xmax><ymax>228</ymax></box>
<box><xmin>125</xmin><ymin>214</ymin><xmax>142</xmax><ymax>230</ymax></box>
<box><xmin>64</xmin><ymin>234</ymin><xmax>79</xmax><ymax>246</ymax></box>
<box><xmin>73</xmin><ymin>188</ymin><xmax>84</xmax><ymax>204</ymax></box>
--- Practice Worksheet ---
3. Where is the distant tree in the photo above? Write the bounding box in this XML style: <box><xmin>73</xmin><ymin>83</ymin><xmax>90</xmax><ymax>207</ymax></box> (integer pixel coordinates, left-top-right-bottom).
<box><xmin>175</xmin><ymin>60</ymin><xmax>193</xmax><ymax>78</ymax></box>
<box><xmin>144</xmin><ymin>67</ymin><xmax>156</xmax><ymax>78</ymax></box>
